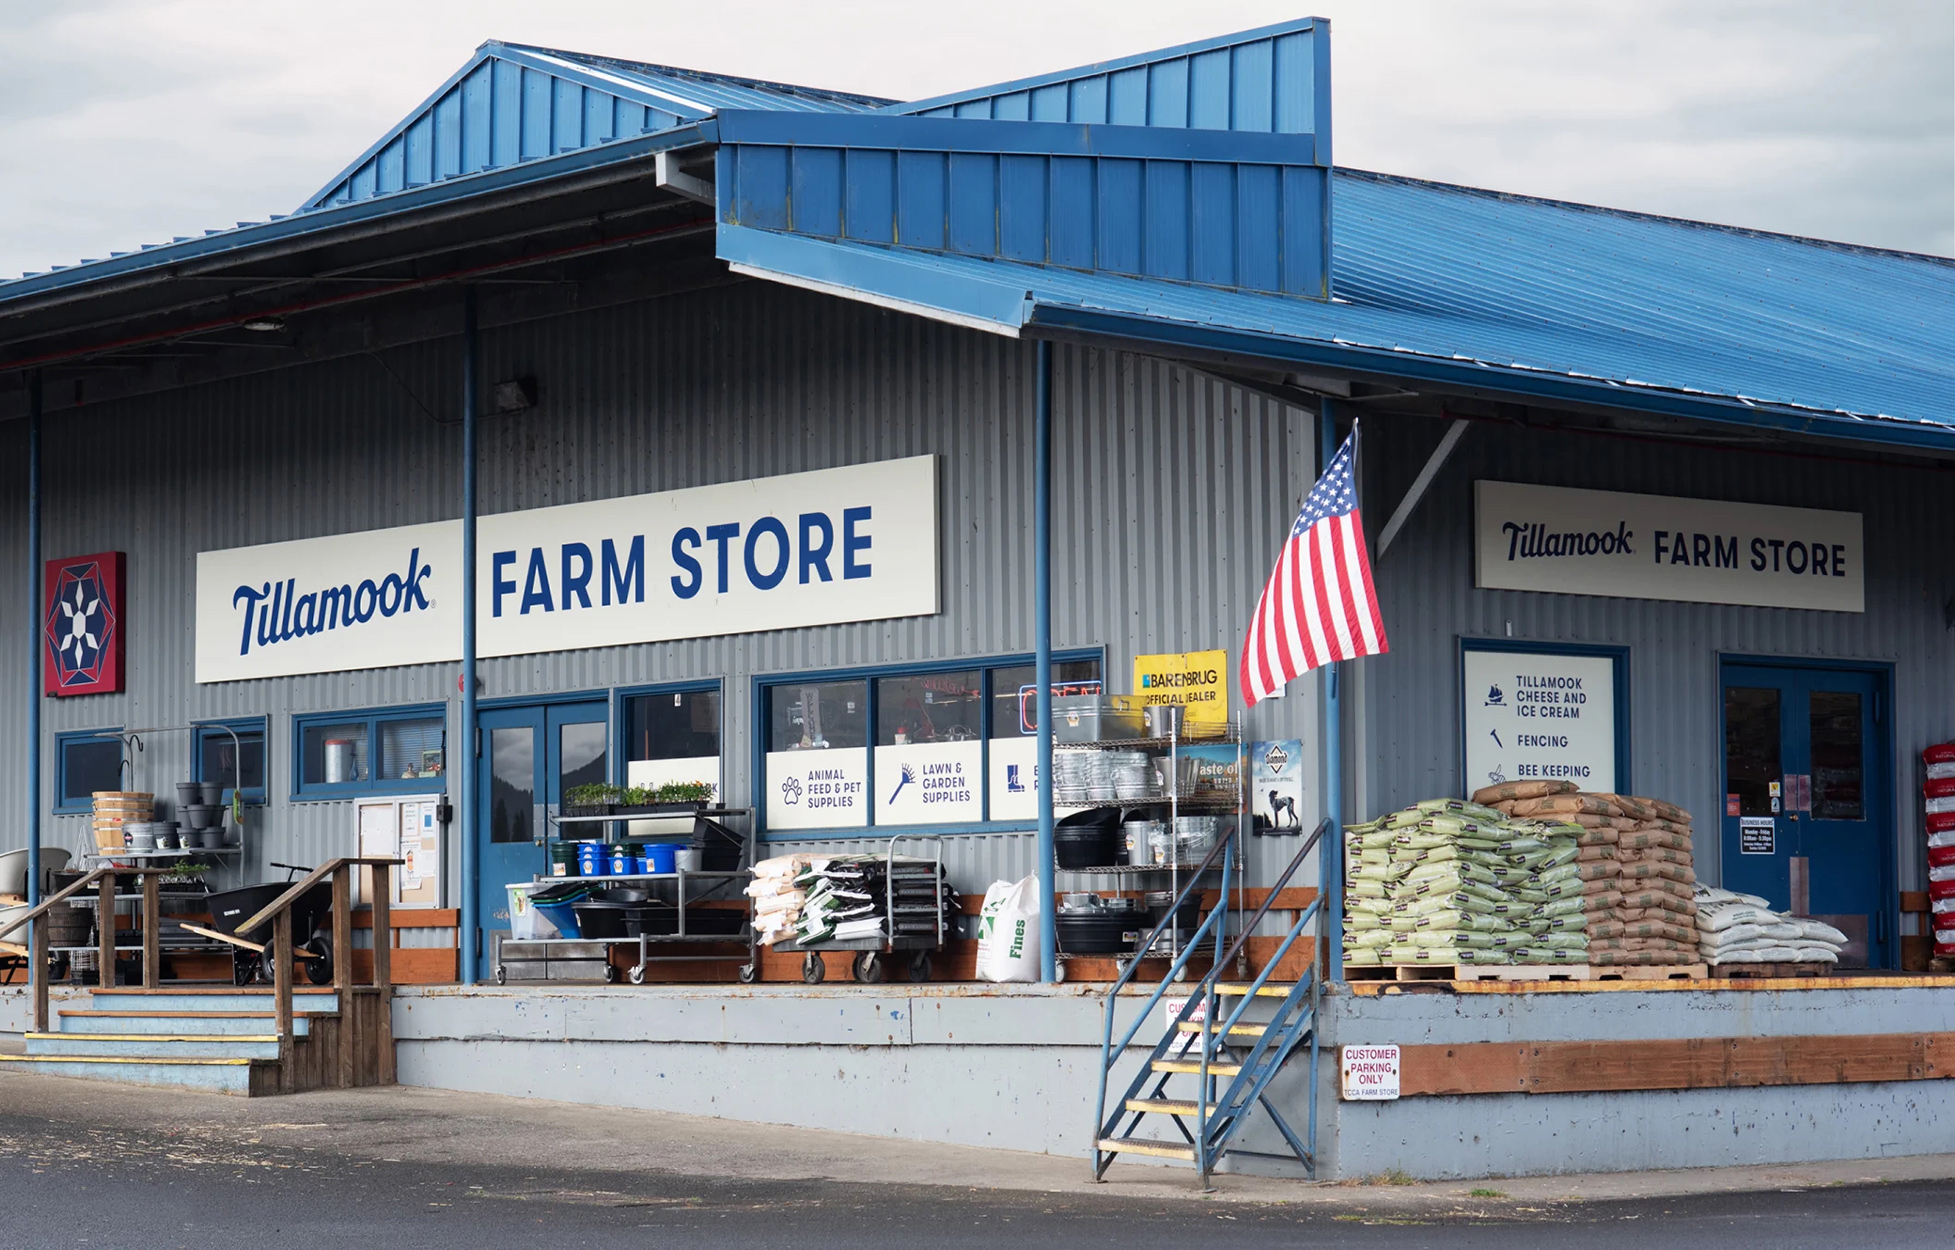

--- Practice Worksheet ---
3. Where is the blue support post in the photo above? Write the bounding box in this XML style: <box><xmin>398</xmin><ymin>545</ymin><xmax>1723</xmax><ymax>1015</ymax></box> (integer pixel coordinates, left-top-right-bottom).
<box><xmin>1035</xmin><ymin>340</ymin><xmax>1056</xmax><ymax>982</ymax></box>
<box><xmin>1319</xmin><ymin>403</ymin><xmax>1343</xmax><ymax>981</ymax></box>
<box><xmin>458</xmin><ymin>291</ymin><xmax>480</xmax><ymax>983</ymax></box>
<box><xmin>26</xmin><ymin>372</ymin><xmax>42</xmax><ymax>910</ymax></box>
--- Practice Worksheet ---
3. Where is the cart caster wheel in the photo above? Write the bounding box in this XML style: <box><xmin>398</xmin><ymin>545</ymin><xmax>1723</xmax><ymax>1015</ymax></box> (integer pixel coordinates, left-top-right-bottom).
<box><xmin>737</xmin><ymin>963</ymin><xmax>759</xmax><ymax>984</ymax></box>
<box><xmin>855</xmin><ymin>951</ymin><xmax>886</xmax><ymax>983</ymax></box>
<box><xmin>907</xmin><ymin>951</ymin><xmax>932</xmax><ymax>982</ymax></box>
<box><xmin>1171</xmin><ymin>967</ymin><xmax>1189</xmax><ymax>983</ymax></box>
<box><xmin>304</xmin><ymin>936</ymin><xmax>334</xmax><ymax>986</ymax></box>
<box><xmin>604</xmin><ymin>964</ymin><xmax>620</xmax><ymax>984</ymax></box>
<box><xmin>1053</xmin><ymin>961</ymin><xmax>1068</xmax><ymax>984</ymax></box>
<box><xmin>802</xmin><ymin>952</ymin><xmax>826</xmax><ymax>984</ymax></box>
<box><xmin>232</xmin><ymin>951</ymin><xmax>256</xmax><ymax>987</ymax></box>
<box><xmin>628</xmin><ymin>964</ymin><xmax>647</xmax><ymax>985</ymax></box>
<box><xmin>259</xmin><ymin>947</ymin><xmax>278</xmax><ymax>985</ymax></box>
<box><xmin>494</xmin><ymin>966</ymin><xmax>508</xmax><ymax>985</ymax></box>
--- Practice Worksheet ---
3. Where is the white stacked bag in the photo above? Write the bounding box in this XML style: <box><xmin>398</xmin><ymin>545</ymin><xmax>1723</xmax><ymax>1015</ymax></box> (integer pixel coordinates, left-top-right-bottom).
<box><xmin>746</xmin><ymin>853</ymin><xmax>820</xmax><ymax>946</ymax></box>
<box><xmin>1695</xmin><ymin>887</ymin><xmax>1848</xmax><ymax>965</ymax></box>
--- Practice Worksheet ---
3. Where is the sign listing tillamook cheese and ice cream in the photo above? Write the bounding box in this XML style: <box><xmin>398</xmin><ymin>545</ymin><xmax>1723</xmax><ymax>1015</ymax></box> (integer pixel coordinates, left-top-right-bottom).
<box><xmin>1462</xmin><ymin>647</ymin><xmax>1618</xmax><ymax>796</ymax></box>
<box><xmin>1474</xmin><ymin>481</ymin><xmax>1864</xmax><ymax>613</ymax></box>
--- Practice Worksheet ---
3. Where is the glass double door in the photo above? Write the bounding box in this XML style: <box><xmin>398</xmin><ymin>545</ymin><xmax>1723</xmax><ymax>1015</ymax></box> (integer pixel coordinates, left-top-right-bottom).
<box><xmin>476</xmin><ymin>701</ymin><xmax>608</xmax><ymax>938</ymax></box>
<box><xmin>1721</xmin><ymin>663</ymin><xmax>1891</xmax><ymax>967</ymax></box>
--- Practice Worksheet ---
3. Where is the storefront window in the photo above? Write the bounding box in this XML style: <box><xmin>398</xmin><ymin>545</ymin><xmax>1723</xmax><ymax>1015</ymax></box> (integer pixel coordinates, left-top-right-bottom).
<box><xmin>1724</xmin><ymin>687</ymin><xmax>1781</xmax><ymax>818</ymax></box>
<box><xmin>766</xmin><ymin>681</ymin><xmax>869</xmax><ymax>829</ymax></box>
<box><xmin>987</xmin><ymin>660</ymin><xmax>1102</xmax><ymax>822</ymax></box>
<box><xmin>294</xmin><ymin>705</ymin><xmax>447</xmax><ymax>797</ymax></box>
<box><xmin>875</xmin><ymin>671</ymin><xmax>982</xmax><ymax>824</ymax></box>
<box><xmin>55</xmin><ymin>732</ymin><xmax>124</xmax><ymax>812</ymax></box>
<box><xmin>624</xmin><ymin>687</ymin><xmax>722</xmax><ymax>836</ymax></box>
<box><xmin>196</xmin><ymin>720</ymin><xmax>266</xmax><ymax>804</ymax></box>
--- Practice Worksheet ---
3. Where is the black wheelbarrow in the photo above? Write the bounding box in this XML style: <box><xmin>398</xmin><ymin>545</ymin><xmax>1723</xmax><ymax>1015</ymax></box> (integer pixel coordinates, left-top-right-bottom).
<box><xmin>199</xmin><ymin>863</ymin><xmax>336</xmax><ymax>987</ymax></box>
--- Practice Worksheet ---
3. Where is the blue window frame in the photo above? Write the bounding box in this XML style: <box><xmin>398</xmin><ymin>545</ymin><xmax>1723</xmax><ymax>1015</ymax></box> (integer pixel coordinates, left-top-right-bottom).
<box><xmin>54</xmin><ymin>729</ymin><xmax>125</xmax><ymax>814</ymax></box>
<box><xmin>292</xmin><ymin>703</ymin><xmax>448</xmax><ymax>800</ymax></box>
<box><xmin>753</xmin><ymin>649</ymin><xmax>1103</xmax><ymax>842</ymax></box>
<box><xmin>194</xmin><ymin>717</ymin><xmax>269</xmax><ymax>806</ymax></box>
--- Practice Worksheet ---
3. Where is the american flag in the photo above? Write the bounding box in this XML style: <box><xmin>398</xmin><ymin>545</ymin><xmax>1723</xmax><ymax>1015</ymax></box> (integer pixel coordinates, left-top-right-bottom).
<box><xmin>1241</xmin><ymin>431</ymin><xmax>1388</xmax><ymax>706</ymax></box>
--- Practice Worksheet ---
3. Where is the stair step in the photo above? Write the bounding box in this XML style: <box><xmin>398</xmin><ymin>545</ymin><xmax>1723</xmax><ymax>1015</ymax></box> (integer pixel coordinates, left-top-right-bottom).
<box><xmin>1215</xmin><ymin>982</ymin><xmax>1295</xmax><ymax>998</ymax></box>
<box><xmin>1151</xmin><ymin>1059</ymin><xmax>1243</xmax><ymax>1076</ymax></box>
<box><xmin>1096</xmin><ymin>1137</ymin><xmax>1196</xmax><ymax>1161</ymax></box>
<box><xmin>89</xmin><ymin>991</ymin><xmax>338</xmax><ymax>1015</ymax></box>
<box><xmin>1126</xmin><ymin>1097</ymin><xmax>1216</xmax><ymax>1116</ymax></box>
<box><xmin>27</xmin><ymin>1033</ymin><xmax>283</xmax><ymax>1060</ymax></box>
<box><xmin>1175</xmin><ymin>1021</ymin><xmax>1266</xmax><ymax>1038</ymax></box>
<box><xmin>59</xmin><ymin>1011</ymin><xmax>318</xmax><ymax>1036</ymax></box>
<box><xmin>0</xmin><ymin>1054</ymin><xmax>270</xmax><ymax>1095</ymax></box>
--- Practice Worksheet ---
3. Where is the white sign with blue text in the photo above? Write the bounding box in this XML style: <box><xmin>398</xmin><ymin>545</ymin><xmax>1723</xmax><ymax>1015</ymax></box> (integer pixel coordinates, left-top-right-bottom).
<box><xmin>1462</xmin><ymin>647</ymin><xmax>1617</xmax><ymax>795</ymax></box>
<box><xmin>1474</xmin><ymin>481</ymin><xmax>1863</xmax><ymax>613</ymax></box>
<box><xmin>195</xmin><ymin>456</ymin><xmax>940</xmax><ymax>682</ymax></box>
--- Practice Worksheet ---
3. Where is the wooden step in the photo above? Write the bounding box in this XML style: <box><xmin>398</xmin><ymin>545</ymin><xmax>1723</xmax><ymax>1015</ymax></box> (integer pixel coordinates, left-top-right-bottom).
<box><xmin>59</xmin><ymin>1010</ymin><xmax>331</xmax><ymax>1019</ymax></box>
<box><xmin>91</xmin><ymin>986</ymin><xmax>339</xmax><ymax>995</ymax></box>
<box><xmin>1125</xmin><ymin>1097</ymin><xmax>1216</xmax><ymax>1116</ymax></box>
<box><xmin>28</xmin><ymin>1032</ymin><xmax>278</xmax><ymax>1043</ymax></box>
<box><xmin>1096</xmin><ymin>1137</ymin><xmax>1196</xmax><ymax>1161</ymax></box>
<box><xmin>1175</xmin><ymin>1021</ymin><xmax>1266</xmax><ymax>1038</ymax></box>
<box><xmin>0</xmin><ymin>1054</ymin><xmax>251</xmax><ymax>1066</ymax></box>
<box><xmin>1151</xmin><ymin>1059</ymin><xmax>1243</xmax><ymax>1076</ymax></box>
<box><xmin>1215</xmin><ymin>982</ymin><xmax>1294</xmax><ymax>998</ymax></box>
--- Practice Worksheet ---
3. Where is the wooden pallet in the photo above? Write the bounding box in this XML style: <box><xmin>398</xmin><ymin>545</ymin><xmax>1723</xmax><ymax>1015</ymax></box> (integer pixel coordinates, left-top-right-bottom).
<box><xmin>1347</xmin><ymin>962</ymin><xmax>1707</xmax><ymax>983</ymax></box>
<box><xmin>1710</xmin><ymin>962</ymin><xmax>1830</xmax><ymax>979</ymax></box>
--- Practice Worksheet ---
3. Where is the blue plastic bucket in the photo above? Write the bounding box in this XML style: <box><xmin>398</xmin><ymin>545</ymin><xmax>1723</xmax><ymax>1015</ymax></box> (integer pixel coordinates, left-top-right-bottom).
<box><xmin>532</xmin><ymin>899</ymin><xmax>583</xmax><ymax>937</ymax></box>
<box><xmin>643</xmin><ymin>843</ymin><xmax>678</xmax><ymax>874</ymax></box>
<box><xmin>609</xmin><ymin>846</ymin><xmax>635</xmax><ymax>876</ymax></box>
<box><xmin>576</xmin><ymin>842</ymin><xmax>606</xmax><ymax>877</ymax></box>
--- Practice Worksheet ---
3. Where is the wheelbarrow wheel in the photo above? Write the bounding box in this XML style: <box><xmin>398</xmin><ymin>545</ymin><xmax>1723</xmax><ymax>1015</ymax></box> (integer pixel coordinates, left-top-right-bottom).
<box><xmin>303</xmin><ymin>936</ymin><xmax>334</xmax><ymax>986</ymax></box>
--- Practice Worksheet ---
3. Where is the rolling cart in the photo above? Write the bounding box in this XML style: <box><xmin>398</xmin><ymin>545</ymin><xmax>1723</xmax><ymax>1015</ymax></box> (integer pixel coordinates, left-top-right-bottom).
<box><xmin>786</xmin><ymin>834</ymin><xmax>950</xmax><ymax>984</ymax></box>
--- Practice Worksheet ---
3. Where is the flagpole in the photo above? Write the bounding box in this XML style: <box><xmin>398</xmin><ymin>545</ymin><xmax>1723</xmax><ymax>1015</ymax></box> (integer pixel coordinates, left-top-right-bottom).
<box><xmin>1320</xmin><ymin>404</ymin><xmax>1345</xmax><ymax>983</ymax></box>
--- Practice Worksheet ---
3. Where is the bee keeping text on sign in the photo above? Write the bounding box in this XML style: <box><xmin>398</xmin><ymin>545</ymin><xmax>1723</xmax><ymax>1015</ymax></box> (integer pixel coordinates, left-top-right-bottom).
<box><xmin>1475</xmin><ymin>481</ymin><xmax>1863</xmax><ymax>612</ymax></box>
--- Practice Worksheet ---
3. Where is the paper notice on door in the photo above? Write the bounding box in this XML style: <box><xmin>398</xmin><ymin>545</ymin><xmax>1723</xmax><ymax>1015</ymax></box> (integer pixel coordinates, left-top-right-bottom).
<box><xmin>1739</xmin><ymin>817</ymin><xmax>1775</xmax><ymax>855</ymax></box>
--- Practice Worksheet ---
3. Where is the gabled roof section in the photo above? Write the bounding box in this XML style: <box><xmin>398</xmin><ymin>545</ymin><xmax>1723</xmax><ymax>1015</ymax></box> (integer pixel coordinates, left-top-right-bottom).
<box><xmin>302</xmin><ymin>40</ymin><xmax>887</xmax><ymax>213</ymax></box>
<box><xmin>889</xmin><ymin>16</ymin><xmax>1329</xmax><ymax>157</ymax></box>
<box><xmin>719</xmin><ymin>167</ymin><xmax>1955</xmax><ymax>449</ymax></box>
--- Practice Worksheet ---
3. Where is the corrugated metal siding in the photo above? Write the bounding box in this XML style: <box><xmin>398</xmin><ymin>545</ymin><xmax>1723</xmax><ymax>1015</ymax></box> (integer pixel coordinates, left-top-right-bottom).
<box><xmin>1</xmin><ymin>281</ymin><xmax>1318</xmax><ymax>908</ymax></box>
<box><xmin>1359</xmin><ymin>416</ymin><xmax>1955</xmax><ymax>891</ymax></box>
<box><xmin>893</xmin><ymin>18</ymin><xmax>1324</xmax><ymax>139</ymax></box>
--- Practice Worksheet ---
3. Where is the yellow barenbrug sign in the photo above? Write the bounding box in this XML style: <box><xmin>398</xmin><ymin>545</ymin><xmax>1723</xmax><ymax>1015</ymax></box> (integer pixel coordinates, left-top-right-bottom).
<box><xmin>1131</xmin><ymin>649</ymin><xmax>1229</xmax><ymax>732</ymax></box>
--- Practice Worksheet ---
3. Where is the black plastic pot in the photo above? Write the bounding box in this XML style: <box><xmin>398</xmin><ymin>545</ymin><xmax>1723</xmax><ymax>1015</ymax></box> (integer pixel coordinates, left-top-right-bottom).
<box><xmin>571</xmin><ymin>901</ymin><xmax>629</xmax><ymax>939</ymax></box>
<box><xmin>1054</xmin><ymin>808</ymin><xmax>1121</xmax><ymax>869</ymax></box>
<box><xmin>1056</xmin><ymin>912</ymin><xmax>1136</xmax><ymax>954</ymax></box>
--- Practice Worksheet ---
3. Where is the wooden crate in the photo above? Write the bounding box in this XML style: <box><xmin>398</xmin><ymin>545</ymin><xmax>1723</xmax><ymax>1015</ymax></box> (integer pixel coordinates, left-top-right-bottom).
<box><xmin>1348</xmin><ymin>962</ymin><xmax>1705</xmax><ymax>983</ymax></box>
<box><xmin>1593</xmin><ymin>963</ymin><xmax>1709</xmax><ymax>981</ymax></box>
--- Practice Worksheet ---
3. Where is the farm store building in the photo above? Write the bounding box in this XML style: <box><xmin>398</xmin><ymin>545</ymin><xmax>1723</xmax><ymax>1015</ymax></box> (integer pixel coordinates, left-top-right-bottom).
<box><xmin>4</xmin><ymin>16</ymin><xmax>1955</xmax><ymax>1181</ymax></box>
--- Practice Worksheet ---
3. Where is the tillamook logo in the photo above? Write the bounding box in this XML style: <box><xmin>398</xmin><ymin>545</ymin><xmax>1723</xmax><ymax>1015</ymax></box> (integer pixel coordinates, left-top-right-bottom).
<box><xmin>1500</xmin><ymin>520</ymin><xmax>1633</xmax><ymax>560</ymax></box>
<box><xmin>231</xmin><ymin>548</ymin><xmax>433</xmax><ymax>657</ymax></box>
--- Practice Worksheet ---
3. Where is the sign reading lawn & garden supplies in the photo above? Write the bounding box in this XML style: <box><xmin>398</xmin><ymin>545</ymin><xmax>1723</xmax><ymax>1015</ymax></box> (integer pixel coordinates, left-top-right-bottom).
<box><xmin>1474</xmin><ymin>481</ymin><xmax>1863</xmax><ymax>612</ymax></box>
<box><xmin>195</xmin><ymin>457</ymin><xmax>939</xmax><ymax>682</ymax></box>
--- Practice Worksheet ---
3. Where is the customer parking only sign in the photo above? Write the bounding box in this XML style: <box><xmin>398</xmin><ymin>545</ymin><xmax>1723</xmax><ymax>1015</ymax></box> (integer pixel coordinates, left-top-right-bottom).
<box><xmin>1341</xmin><ymin>1045</ymin><xmax>1400</xmax><ymax>1100</ymax></box>
<box><xmin>1462</xmin><ymin>646</ymin><xmax>1619</xmax><ymax>796</ymax></box>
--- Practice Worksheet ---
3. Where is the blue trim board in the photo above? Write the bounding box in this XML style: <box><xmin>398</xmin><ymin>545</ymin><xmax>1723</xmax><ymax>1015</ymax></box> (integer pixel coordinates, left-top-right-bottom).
<box><xmin>609</xmin><ymin>678</ymin><xmax>725</xmax><ymax>791</ymax></box>
<box><xmin>716</xmin><ymin>111</ymin><xmax>1321</xmax><ymax>166</ymax></box>
<box><xmin>761</xmin><ymin>821</ymin><xmax>1037</xmax><ymax>846</ymax></box>
<box><xmin>1457</xmin><ymin>637</ymin><xmax>1632</xmax><ymax>797</ymax></box>
<box><xmin>719</xmin><ymin>225</ymin><xmax>1034</xmax><ymax>331</ymax></box>
<box><xmin>289</xmin><ymin>703</ymin><xmax>449</xmax><ymax>801</ymax></box>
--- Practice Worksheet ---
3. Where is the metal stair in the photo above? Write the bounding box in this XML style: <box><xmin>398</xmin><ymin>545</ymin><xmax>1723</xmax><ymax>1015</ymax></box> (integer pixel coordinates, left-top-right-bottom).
<box><xmin>1092</xmin><ymin>820</ymin><xmax>1329</xmax><ymax>1187</ymax></box>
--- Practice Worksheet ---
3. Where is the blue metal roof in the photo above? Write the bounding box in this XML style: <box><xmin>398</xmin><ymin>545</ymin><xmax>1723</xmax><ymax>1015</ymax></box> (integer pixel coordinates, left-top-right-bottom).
<box><xmin>720</xmin><ymin>168</ymin><xmax>1955</xmax><ymax>448</ymax></box>
<box><xmin>303</xmin><ymin>41</ymin><xmax>886</xmax><ymax>212</ymax></box>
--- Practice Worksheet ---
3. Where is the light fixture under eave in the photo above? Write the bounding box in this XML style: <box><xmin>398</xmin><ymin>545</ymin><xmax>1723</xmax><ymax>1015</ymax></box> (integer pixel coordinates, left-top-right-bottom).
<box><xmin>241</xmin><ymin>316</ymin><xmax>286</xmax><ymax>332</ymax></box>
<box><xmin>492</xmin><ymin>377</ymin><xmax>537</xmax><ymax>414</ymax></box>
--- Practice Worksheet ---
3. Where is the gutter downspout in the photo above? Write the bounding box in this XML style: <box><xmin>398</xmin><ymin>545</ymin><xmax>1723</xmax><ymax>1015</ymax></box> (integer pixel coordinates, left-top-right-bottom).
<box><xmin>1320</xmin><ymin>401</ymin><xmax>1344</xmax><ymax>983</ymax></box>
<box><xmin>26</xmin><ymin>372</ymin><xmax>41</xmax><ymax>910</ymax></box>
<box><xmin>1035</xmin><ymin>341</ymin><xmax>1056</xmax><ymax>982</ymax></box>
<box><xmin>459</xmin><ymin>290</ymin><xmax>480</xmax><ymax>983</ymax></box>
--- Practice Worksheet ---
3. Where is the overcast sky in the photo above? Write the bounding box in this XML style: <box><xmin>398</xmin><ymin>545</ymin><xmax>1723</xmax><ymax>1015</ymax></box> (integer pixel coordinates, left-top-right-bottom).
<box><xmin>1</xmin><ymin>0</ymin><xmax>1949</xmax><ymax>281</ymax></box>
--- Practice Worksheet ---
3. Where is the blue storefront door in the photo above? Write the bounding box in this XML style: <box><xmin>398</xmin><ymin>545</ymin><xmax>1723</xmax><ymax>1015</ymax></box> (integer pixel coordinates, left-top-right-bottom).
<box><xmin>476</xmin><ymin>701</ymin><xmax>609</xmax><ymax>949</ymax></box>
<box><xmin>1720</xmin><ymin>663</ymin><xmax>1892</xmax><ymax>968</ymax></box>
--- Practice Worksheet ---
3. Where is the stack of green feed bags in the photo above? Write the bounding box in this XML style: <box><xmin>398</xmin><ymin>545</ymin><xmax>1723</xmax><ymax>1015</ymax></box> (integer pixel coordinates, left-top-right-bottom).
<box><xmin>1341</xmin><ymin>798</ymin><xmax>1599</xmax><ymax>968</ymax></box>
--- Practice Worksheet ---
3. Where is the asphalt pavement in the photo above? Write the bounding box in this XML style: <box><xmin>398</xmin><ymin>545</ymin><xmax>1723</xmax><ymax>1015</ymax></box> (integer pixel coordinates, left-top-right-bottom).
<box><xmin>0</xmin><ymin>1070</ymin><xmax>1952</xmax><ymax>1247</ymax></box>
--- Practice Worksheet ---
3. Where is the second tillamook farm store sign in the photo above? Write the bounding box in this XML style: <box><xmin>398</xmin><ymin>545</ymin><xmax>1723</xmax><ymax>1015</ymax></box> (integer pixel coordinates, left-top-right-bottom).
<box><xmin>195</xmin><ymin>457</ymin><xmax>939</xmax><ymax>682</ymax></box>
<box><xmin>1474</xmin><ymin>481</ymin><xmax>1863</xmax><ymax>612</ymax></box>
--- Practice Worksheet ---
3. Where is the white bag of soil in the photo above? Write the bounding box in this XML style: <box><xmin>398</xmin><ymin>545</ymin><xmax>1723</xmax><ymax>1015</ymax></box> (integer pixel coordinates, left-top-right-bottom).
<box><xmin>975</xmin><ymin>876</ymin><xmax>1040</xmax><ymax>983</ymax></box>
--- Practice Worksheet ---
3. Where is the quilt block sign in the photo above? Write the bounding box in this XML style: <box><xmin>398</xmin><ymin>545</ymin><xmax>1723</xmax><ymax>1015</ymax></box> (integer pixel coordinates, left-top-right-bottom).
<box><xmin>43</xmin><ymin>552</ymin><xmax>125</xmax><ymax>696</ymax></box>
